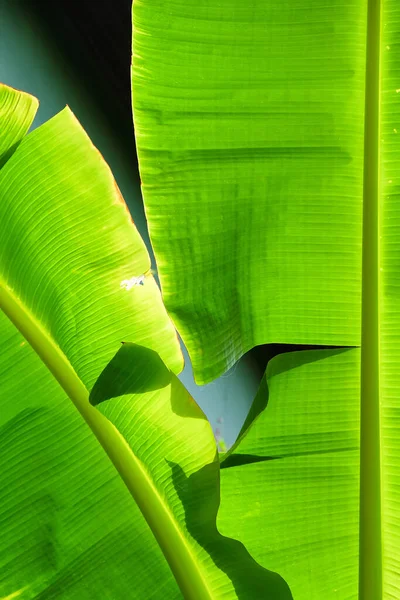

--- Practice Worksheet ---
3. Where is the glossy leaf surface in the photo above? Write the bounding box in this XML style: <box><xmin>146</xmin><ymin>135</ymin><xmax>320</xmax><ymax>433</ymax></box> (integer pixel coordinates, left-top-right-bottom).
<box><xmin>219</xmin><ymin>349</ymin><xmax>360</xmax><ymax>600</ymax></box>
<box><xmin>0</xmin><ymin>85</ymin><xmax>290</xmax><ymax>599</ymax></box>
<box><xmin>132</xmin><ymin>1</ymin><xmax>400</xmax><ymax>597</ymax></box>
<box><xmin>132</xmin><ymin>0</ymin><xmax>365</xmax><ymax>383</ymax></box>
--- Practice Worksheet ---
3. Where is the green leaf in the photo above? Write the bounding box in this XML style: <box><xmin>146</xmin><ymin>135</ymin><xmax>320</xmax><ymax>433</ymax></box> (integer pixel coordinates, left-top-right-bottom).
<box><xmin>219</xmin><ymin>349</ymin><xmax>360</xmax><ymax>600</ymax></box>
<box><xmin>0</xmin><ymin>311</ymin><xmax>180</xmax><ymax>599</ymax></box>
<box><xmin>132</xmin><ymin>2</ymin><xmax>400</xmax><ymax>598</ymax></box>
<box><xmin>91</xmin><ymin>342</ymin><xmax>292</xmax><ymax>599</ymax></box>
<box><xmin>0</xmin><ymin>83</ymin><xmax>38</xmax><ymax>166</ymax></box>
<box><xmin>131</xmin><ymin>0</ymin><xmax>365</xmax><ymax>384</ymax></box>
<box><xmin>0</xmin><ymin>85</ymin><xmax>183</xmax><ymax>598</ymax></box>
<box><xmin>0</xmin><ymin>85</ymin><xmax>291</xmax><ymax>599</ymax></box>
<box><xmin>0</xmin><ymin>102</ymin><xmax>183</xmax><ymax>388</ymax></box>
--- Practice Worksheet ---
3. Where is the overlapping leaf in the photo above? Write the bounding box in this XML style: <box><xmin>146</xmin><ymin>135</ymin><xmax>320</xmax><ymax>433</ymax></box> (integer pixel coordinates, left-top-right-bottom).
<box><xmin>0</xmin><ymin>84</ymin><xmax>37</xmax><ymax>165</ymax></box>
<box><xmin>218</xmin><ymin>349</ymin><xmax>360</xmax><ymax>600</ymax></box>
<box><xmin>132</xmin><ymin>0</ymin><xmax>365</xmax><ymax>383</ymax></box>
<box><xmin>0</xmin><ymin>83</ymin><xmax>184</xmax><ymax>599</ymax></box>
<box><xmin>0</xmin><ymin>85</ymin><xmax>291</xmax><ymax>599</ymax></box>
<box><xmin>0</xmin><ymin>312</ymin><xmax>180</xmax><ymax>599</ymax></box>
<box><xmin>132</xmin><ymin>2</ymin><xmax>400</xmax><ymax>597</ymax></box>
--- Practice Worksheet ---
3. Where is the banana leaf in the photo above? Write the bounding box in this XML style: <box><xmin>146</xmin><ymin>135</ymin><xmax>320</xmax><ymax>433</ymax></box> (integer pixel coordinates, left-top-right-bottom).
<box><xmin>131</xmin><ymin>1</ymin><xmax>398</xmax><ymax>598</ymax></box>
<box><xmin>131</xmin><ymin>0</ymin><xmax>365</xmax><ymax>384</ymax></box>
<box><xmin>0</xmin><ymin>84</ymin><xmax>291</xmax><ymax>599</ymax></box>
<box><xmin>219</xmin><ymin>348</ymin><xmax>360</xmax><ymax>600</ymax></box>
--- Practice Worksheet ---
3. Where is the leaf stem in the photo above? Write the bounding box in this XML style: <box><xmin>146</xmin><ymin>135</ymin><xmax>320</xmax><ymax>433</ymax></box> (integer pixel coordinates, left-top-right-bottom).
<box><xmin>0</xmin><ymin>281</ymin><xmax>212</xmax><ymax>600</ymax></box>
<box><xmin>359</xmin><ymin>0</ymin><xmax>382</xmax><ymax>598</ymax></box>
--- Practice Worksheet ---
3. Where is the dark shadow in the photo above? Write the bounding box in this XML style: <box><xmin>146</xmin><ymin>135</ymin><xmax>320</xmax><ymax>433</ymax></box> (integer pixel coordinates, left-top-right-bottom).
<box><xmin>91</xmin><ymin>343</ymin><xmax>209</xmax><ymax>420</ymax></box>
<box><xmin>263</xmin><ymin>345</ymin><xmax>355</xmax><ymax>378</ymax></box>
<box><xmin>167</xmin><ymin>459</ymin><xmax>293</xmax><ymax>599</ymax></box>
<box><xmin>20</xmin><ymin>0</ymin><xmax>137</xmax><ymax>163</ymax></box>
<box><xmin>224</xmin><ymin>346</ymin><xmax>356</xmax><ymax>460</ymax></box>
<box><xmin>90</xmin><ymin>343</ymin><xmax>171</xmax><ymax>406</ymax></box>
<box><xmin>169</xmin><ymin>375</ymin><xmax>206</xmax><ymax>420</ymax></box>
<box><xmin>221</xmin><ymin>446</ymin><xmax>358</xmax><ymax>470</ymax></box>
<box><xmin>0</xmin><ymin>140</ymin><xmax>24</xmax><ymax>169</ymax></box>
<box><xmin>249</xmin><ymin>342</ymin><xmax>356</xmax><ymax>378</ymax></box>
<box><xmin>220</xmin><ymin>454</ymin><xmax>278</xmax><ymax>469</ymax></box>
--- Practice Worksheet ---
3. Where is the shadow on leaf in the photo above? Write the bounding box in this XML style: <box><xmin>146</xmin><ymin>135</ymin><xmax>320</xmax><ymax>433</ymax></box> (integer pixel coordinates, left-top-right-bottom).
<box><xmin>90</xmin><ymin>342</ymin><xmax>171</xmax><ymax>405</ymax></box>
<box><xmin>167</xmin><ymin>459</ymin><xmax>293</xmax><ymax>599</ymax></box>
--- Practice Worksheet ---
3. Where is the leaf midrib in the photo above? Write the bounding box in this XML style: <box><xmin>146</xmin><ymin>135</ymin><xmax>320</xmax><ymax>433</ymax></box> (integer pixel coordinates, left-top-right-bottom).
<box><xmin>0</xmin><ymin>280</ymin><xmax>214</xmax><ymax>600</ymax></box>
<box><xmin>359</xmin><ymin>0</ymin><xmax>382</xmax><ymax>598</ymax></box>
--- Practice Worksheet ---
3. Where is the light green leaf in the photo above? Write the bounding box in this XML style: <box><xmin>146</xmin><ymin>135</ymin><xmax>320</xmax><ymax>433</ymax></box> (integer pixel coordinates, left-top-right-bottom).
<box><xmin>132</xmin><ymin>2</ymin><xmax>400</xmax><ymax>598</ymax></box>
<box><xmin>0</xmin><ymin>311</ymin><xmax>180</xmax><ymax>599</ymax></box>
<box><xmin>0</xmin><ymin>83</ymin><xmax>37</xmax><ymax>165</ymax></box>
<box><xmin>91</xmin><ymin>342</ymin><xmax>292</xmax><ymax>599</ymax></box>
<box><xmin>0</xmin><ymin>102</ymin><xmax>183</xmax><ymax>387</ymax></box>
<box><xmin>219</xmin><ymin>349</ymin><xmax>360</xmax><ymax>600</ymax></box>
<box><xmin>131</xmin><ymin>0</ymin><xmax>365</xmax><ymax>384</ymax></box>
<box><xmin>0</xmin><ymin>85</ymin><xmax>291</xmax><ymax>599</ymax></box>
<box><xmin>0</xmin><ymin>85</ymin><xmax>183</xmax><ymax>598</ymax></box>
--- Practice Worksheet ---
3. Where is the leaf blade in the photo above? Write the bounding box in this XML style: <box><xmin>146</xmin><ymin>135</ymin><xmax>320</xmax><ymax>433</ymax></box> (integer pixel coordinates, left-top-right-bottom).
<box><xmin>0</xmin><ymin>311</ymin><xmax>181</xmax><ymax>600</ymax></box>
<box><xmin>0</xmin><ymin>86</ymin><xmax>292</xmax><ymax>599</ymax></box>
<box><xmin>132</xmin><ymin>0</ymin><xmax>366</xmax><ymax>383</ymax></box>
<box><xmin>219</xmin><ymin>349</ymin><xmax>360</xmax><ymax>599</ymax></box>
<box><xmin>0</xmin><ymin>83</ymin><xmax>38</xmax><ymax>165</ymax></box>
<box><xmin>93</xmin><ymin>342</ymin><xmax>293</xmax><ymax>599</ymax></box>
